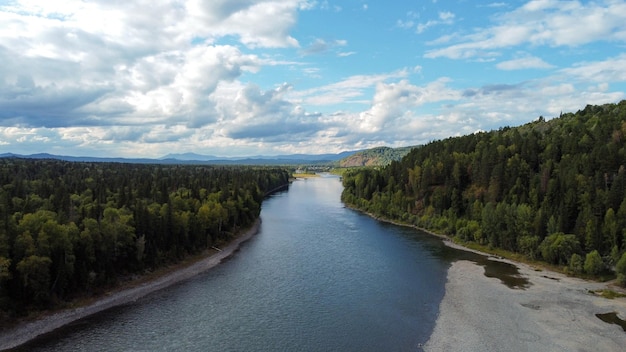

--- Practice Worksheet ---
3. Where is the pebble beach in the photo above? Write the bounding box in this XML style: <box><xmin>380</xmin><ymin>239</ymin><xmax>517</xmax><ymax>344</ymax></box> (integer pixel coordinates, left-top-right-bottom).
<box><xmin>425</xmin><ymin>255</ymin><xmax>626</xmax><ymax>351</ymax></box>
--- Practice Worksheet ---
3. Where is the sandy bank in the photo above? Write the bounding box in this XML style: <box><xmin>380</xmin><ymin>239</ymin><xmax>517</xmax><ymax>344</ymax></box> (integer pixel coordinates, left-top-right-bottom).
<box><xmin>0</xmin><ymin>220</ymin><xmax>261</xmax><ymax>351</ymax></box>
<box><xmin>424</xmin><ymin>255</ymin><xmax>626</xmax><ymax>351</ymax></box>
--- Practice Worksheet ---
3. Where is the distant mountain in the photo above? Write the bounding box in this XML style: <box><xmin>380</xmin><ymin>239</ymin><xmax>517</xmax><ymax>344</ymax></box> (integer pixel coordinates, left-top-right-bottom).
<box><xmin>160</xmin><ymin>151</ymin><xmax>357</xmax><ymax>162</ymax></box>
<box><xmin>337</xmin><ymin>146</ymin><xmax>415</xmax><ymax>167</ymax></box>
<box><xmin>0</xmin><ymin>151</ymin><xmax>361</xmax><ymax>165</ymax></box>
<box><xmin>160</xmin><ymin>152</ymin><xmax>222</xmax><ymax>161</ymax></box>
<box><xmin>0</xmin><ymin>153</ymin><xmax>160</xmax><ymax>164</ymax></box>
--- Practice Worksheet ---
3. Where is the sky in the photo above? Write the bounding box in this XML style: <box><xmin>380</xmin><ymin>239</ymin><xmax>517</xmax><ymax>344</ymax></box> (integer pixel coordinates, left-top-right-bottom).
<box><xmin>1</xmin><ymin>0</ymin><xmax>626</xmax><ymax>158</ymax></box>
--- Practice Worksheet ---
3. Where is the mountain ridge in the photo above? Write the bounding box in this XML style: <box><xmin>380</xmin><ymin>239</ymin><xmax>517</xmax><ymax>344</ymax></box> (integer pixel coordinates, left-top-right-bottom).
<box><xmin>0</xmin><ymin>151</ymin><xmax>360</xmax><ymax>165</ymax></box>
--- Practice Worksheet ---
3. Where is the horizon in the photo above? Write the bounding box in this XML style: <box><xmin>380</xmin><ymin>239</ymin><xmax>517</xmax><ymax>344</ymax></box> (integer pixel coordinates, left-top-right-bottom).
<box><xmin>1</xmin><ymin>1</ymin><xmax>626</xmax><ymax>158</ymax></box>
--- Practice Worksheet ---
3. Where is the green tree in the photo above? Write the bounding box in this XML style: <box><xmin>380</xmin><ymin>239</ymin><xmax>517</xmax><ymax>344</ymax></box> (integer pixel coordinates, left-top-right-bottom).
<box><xmin>602</xmin><ymin>208</ymin><xmax>619</xmax><ymax>251</ymax></box>
<box><xmin>568</xmin><ymin>253</ymin><xmax>583</xmax><ymax>274</ymax></box>
<box><xmin>518</xmin><ymin>235</ymin><xmax>540</xmax><ymax>259</ymax></box>
<box><xmin>16</xmin><ymin>255</ymin><xmax>53</xmax><ymax>305</ymax></box>
<box><xmin>583</xmin><ymin>250</ymin><xmax>604</xmax><ymax>275</ymax></box>
<box><xmin>616</xmin><ymin>252</ymin><xmax>626</xmax><ymax>286</ymax></box>
<box><xmin>100</xmin><ymin>207</ymin><xmax>136</xmax><ymax>273</ymax></box>
<box><xmin>539</xmin><ymin>232</ymin><xmax>581</xmax><ymax>265</ymax></box>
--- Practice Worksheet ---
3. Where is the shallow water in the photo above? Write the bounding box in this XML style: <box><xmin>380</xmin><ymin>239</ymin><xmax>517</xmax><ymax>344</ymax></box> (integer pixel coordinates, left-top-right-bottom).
<box><xmin>16</xmin><ymin>175</ymin><xmax>526</xmax><ymax>351</ymax></box>
<box><xmin>597</xmin><ymin>312</ymin><xmax>626</xmax><ymax>332</ymax></box>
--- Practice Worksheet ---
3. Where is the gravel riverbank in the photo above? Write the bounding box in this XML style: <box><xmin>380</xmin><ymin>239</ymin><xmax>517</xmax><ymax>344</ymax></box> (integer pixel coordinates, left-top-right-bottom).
<box><xmin>0</xmin><ymin>220</ymin><xmax>260</xmax><ymax>351</ymax></box>
<box><xmin>424</xmin><ymin>250</ymin><xmax>626</xmax><ymax>351</ymax></box>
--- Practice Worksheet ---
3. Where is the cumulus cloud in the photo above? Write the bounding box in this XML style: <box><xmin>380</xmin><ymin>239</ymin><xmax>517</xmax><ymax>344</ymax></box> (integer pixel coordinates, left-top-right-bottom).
<box><xmin>185</xmin><ymin>0</ymin><xmax>300</xmax><ymax>48</ymax></box>
<box><xmin>0</xmin><ymin>0</ymin><xmax>299</xmax><ymax>129</ymax></box>
<box><xmin>356</xmin><ymin>78</ymin><xmax>460</xmax><ymax>133</ymax></box>
<box><xmin>0</xmin><ymin>0</ymin><xmax>625</xmax><ymax>158</ymax></box>
<box><xmin>216</xmin><ymin>83</ymin><xmax>326</xmax><ymax>140</ymax></box>
<box><xmin>294</xmin><ymin>70</ymin><xmax>411</xmax><ymax>106</ymax></box>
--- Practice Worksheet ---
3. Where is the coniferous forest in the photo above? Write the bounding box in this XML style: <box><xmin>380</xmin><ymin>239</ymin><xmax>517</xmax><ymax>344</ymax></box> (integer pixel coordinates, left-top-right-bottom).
<box><xmin>342</xmin><ymin>101</ymin><xmax>626</xmax><ymax>284</ymax></box>
<box><xmin>0</xmin><ymin>160</ymin><xmax>289</xmax><ymax>317</ymax></box>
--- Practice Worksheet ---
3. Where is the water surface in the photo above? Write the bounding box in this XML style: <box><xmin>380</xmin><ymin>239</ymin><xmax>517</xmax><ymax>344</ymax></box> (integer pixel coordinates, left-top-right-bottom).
<box><xmin>17</xmin><ymin>175</ymin><xmax>522</xmax><ymax>351</ymax></box>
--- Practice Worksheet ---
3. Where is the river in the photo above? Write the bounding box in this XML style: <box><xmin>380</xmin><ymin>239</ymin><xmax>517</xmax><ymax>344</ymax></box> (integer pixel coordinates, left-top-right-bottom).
<box><xmin>16</xmin><ymin>175</ymin><xmax>522</xmax><ymax>351</ymax></box>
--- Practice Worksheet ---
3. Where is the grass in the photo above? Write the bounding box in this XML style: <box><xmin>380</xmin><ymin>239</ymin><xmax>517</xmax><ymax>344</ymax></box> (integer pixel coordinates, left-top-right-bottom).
<box><xmin>592</xmin><ymin>289</ymin><xmax>626</xmax><ymax>299</ymax></box>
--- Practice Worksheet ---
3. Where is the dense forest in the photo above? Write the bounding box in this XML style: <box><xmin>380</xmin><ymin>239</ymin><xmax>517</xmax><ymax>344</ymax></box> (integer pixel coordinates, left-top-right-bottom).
<box><xmin>337</xmin><ymin>146</ymin><xmax>413</xmax><ymax>167</ymax></box>
<box><xmin>0</xmin><ymin>159</ymin><xmax>290</xmax><ymax>316</ymax></box>
<box><xmin>342</xmin><ymin>101</ymin><xmax>626</xmax><ymax>284</ymax></box>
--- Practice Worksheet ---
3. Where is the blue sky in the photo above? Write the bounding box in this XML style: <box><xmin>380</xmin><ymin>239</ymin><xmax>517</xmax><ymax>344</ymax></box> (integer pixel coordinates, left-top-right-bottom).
<box><xmin>1</xmin><ymin>0</ymin><xmax>626</xmax><ymax>158</ymax></box>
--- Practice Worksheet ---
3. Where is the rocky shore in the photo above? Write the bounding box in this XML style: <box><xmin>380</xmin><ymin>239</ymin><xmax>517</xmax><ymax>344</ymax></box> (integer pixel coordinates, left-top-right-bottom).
<box><xmin>0</xmin><ymin>220</ymin><xmax>260</xmax><ymax>351</ymax></box>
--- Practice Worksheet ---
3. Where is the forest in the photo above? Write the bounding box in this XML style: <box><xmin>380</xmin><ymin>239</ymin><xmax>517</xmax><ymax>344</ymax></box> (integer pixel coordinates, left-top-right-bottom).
<box><xmin>337</xmin><ymin>146</ymin><xmax>413</xmax><ymax>167</ymax></box>
<box><xmin>342</xmin><ymin>100</ymin><xmax>626</xmax><ymax>284</ymax></box>
<box><xmin>0</xmin><ymin>160</ymin><xmax>290</xmax><ymax>317</ymax></box>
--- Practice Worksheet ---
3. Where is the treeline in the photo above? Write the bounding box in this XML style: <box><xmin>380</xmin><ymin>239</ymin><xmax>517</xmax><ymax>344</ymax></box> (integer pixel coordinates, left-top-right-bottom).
<box><xmin>342</xmin><ymin>100</ymin><xmax>626</xmax><ymax>283</ymax></box>
<box><xmin>0</xmin><ymin>159</ymin><xmax>290</xmax><ymax>315</ymax></box>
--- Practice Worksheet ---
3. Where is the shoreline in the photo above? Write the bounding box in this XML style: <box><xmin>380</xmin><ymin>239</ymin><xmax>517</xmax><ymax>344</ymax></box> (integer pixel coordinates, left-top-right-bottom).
<box><xmin>345</xmin><ymin>206</ymin><xmax>626</xmax><ymax>350</ymax></box>
<box><xmin>0</xmin><ymin>219</ymin><xmax>261</xmax><ymax>351</ymax></box>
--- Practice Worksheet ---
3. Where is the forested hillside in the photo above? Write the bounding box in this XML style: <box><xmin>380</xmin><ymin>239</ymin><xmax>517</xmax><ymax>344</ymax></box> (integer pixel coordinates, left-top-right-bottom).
<box><xmin>338</xmin><ymin>146</ymin><xmax>413</xmax><ymax>167</ymax></box>
<box><xmin>342</xmin><ymin>101</ymin><xmax>626</xmax><ymax>283</ymax></box>
<box><xmin>0</xmin><ymin>159</ymin><xmax>289</xmax><ymax>316</ymax></box>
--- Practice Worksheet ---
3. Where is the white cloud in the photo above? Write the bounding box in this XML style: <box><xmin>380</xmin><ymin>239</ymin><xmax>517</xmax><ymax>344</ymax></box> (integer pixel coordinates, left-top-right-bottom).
<box><xmin>182</xmin><ymin>0</ymin><xmax>301</xmax><ymax>48</ymax></box>
<box><xmin>301</xmin><ymin>38</ymin><xmax>348</xmax><ymax>56</ymax></box>
<box><xmin>425</xmin><ymin>0</ymin><xmax>626</xmax><ymax>59</ymax></box>
<box><xmin>417</xmin><ymin>11</ymin><xmax>455</xmax><ymax>34</ymax></box>
<box><xmin>559</xmin><ymin>53</ymin><xmax>626</xmax><ymax>83</ymax></box>
<box><xmin>293</xmin><ymin>70</ymin><xmax>411</xmax><ymax>106</ymax></box>
<box><xmin>496</xmin><ymin>56</ymin><xmax>554</xmax><ymax>70</ymax></box>
<box><xmin>356</xmin><ymin>78</ymin><xmax>460</xmax><ymax>133</ymax></box>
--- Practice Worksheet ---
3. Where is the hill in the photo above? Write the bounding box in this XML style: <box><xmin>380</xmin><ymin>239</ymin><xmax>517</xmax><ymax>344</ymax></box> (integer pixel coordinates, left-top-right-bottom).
<box><xmin>342</xmin><ymin>100</ymin><xmax>626</xmax><ymax>282</ymax></box>
<box><xmin>337</xmin><ymin>146</ymin><xmax>414</xmax><ymax>167</ymax></box>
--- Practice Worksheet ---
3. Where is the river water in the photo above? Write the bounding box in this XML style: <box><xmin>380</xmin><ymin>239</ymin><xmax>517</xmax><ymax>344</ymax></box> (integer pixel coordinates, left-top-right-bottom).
<box><xmin>18</xmin><ymin>175</ymin><xmax>523</xmax><ymax>351</ymax></box>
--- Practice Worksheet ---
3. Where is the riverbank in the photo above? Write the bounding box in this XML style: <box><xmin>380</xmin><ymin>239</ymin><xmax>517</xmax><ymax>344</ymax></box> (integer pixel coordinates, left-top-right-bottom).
<box><xmin>424</xmin><ymin>253</ymin><xmax>626</xmax><ymax>351</ymax></box>
<box><xmin>0</xmin><ymin>219</ymin><xmax>261</xmax><ymax>351</ymax></box>
<box><xmin>343</xmin><ymin>206</ymin><xmax>626</xmax><ymax>350</ymax></box>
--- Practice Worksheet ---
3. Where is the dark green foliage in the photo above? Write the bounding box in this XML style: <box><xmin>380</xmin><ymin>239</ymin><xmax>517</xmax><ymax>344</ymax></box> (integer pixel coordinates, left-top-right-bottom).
<box><xmin>342</xmin><ymin>100</ymin><xmax>626</xmax><ymax>280</ymax></box>
<box><xmin>0</xmin><ymin>159</ymin><xmax>290</xmax><ymax>313</ymax></box>
<box><xmin>583</xmin><ymin>250</ymin><xmax>604</xmax><ymax>275</ymax></box>
<box><xmin>539</xmin><ymin>233</ymin><xmax>580</xmax><ymax>265</ymax></box>
<box><xmin>617</xmin><ymin>252</ymin><xmax>626</xmax><ymax>286</ymax></box>
<box><xmin>568</xmin><ymin>253</ymin><xmax>583</xmax><ymax>274</ymax></box>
